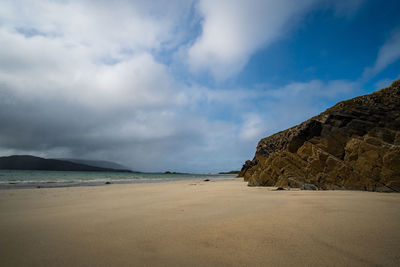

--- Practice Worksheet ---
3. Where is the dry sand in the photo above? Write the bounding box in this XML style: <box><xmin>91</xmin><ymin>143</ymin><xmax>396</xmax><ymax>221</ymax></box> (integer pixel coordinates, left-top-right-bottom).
<box><xmin>0</xmin><ymin>178</ymin><xmax>399</xmax><ymax>266</ymax></box>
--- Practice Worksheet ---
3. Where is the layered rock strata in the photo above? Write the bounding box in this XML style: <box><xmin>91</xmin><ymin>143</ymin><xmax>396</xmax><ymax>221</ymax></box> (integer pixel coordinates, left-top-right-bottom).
<box><xmin>239</xmin><ymin>80</ymin><xmax>400</xmax><ymax>192</ymax></box>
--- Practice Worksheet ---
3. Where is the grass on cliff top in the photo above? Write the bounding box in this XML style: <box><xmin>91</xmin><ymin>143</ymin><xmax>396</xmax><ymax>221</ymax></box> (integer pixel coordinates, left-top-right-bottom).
<box><xmin>325</xmin><ymin>78</ymin><xmax>400</xmax><ymax>114</ymax></box>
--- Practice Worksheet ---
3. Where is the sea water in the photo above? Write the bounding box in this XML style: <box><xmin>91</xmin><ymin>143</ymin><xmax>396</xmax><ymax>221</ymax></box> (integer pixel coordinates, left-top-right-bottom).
<box><xmin>0</xmin><ymin>170</ymin><xmax>235</xmax><ymax>188</ymax></box>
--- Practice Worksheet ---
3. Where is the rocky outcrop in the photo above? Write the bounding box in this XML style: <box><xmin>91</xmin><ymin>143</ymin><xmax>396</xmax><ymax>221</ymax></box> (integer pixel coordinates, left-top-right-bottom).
<box><xmin>239</xmin><ymin>79</ymin><xmax>400</xmax><ymax>192</ymax></box>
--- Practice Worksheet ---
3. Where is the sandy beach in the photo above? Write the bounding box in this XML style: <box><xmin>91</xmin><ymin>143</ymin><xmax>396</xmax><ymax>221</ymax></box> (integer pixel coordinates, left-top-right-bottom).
<box><xmin>0</xmin><ymin>178</ymin><xmax>399</xmax><ymax>266</ymax></box>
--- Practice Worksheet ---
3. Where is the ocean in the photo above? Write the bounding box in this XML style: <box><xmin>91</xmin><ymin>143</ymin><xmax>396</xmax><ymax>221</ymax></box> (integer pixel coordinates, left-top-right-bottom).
<box><xmin>0</xmin><ymin>170</ymin><xmax>236</xmax><ymax>189</ymax></box>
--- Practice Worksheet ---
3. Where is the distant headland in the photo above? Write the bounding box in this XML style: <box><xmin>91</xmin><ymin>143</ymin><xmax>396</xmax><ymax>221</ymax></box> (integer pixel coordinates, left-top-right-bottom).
<box><xmin>0</xmin><ymin>155</ymin><xmax>136</xmax><ymax>173</ymax></box>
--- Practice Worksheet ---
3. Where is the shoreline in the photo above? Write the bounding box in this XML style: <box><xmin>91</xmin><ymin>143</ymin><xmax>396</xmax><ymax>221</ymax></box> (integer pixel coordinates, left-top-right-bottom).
<box><xmin>1</xmin><ymin>178</ymin><xmax>399</xmax><ymax>266</ymax></box>
<box><xmin>2</xmin><ymin>176</ymin><xmax>398</xmax><ymax>192</ymax></box>
<box><xmin>0</xmin><ymin>169</ymin><xmax>237</xmax><ymax>190</ymax></box>
<box><xmin>0</xmin><ymin>176</ymin><xmax>236</xmax><ymax>190</ymax></box>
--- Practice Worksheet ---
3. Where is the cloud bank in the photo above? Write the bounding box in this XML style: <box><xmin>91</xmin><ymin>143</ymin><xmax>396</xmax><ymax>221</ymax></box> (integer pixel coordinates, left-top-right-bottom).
<box><xmin>0</xmin><ymin>0</ymin><xmax>383</xmax><ymax>172</ymax></box>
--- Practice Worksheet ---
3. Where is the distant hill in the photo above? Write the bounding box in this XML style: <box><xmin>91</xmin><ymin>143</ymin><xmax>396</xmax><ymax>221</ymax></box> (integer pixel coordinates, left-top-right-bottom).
<box><xmin>57</xmin><ymin>158</ymin><xmax>134</xmax><ymax>172</ymax></box>
<box><xmin>0</xmin><ymin>155</ymin><xmax>133</xmax><ymax>172</ymax></box>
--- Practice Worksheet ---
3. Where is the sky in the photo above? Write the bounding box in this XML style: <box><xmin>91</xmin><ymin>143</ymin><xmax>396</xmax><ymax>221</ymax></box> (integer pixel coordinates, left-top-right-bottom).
<box><xmin>0</xmin><ymin>0</ymin><xmax>399</xmax><ymax>173</ymax></box>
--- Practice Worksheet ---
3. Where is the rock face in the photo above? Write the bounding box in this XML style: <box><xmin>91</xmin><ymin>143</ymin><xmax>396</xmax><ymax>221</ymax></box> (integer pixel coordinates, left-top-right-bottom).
<box><xmin>239</xmin><ymin>80</ymin><xmax>400</xmax><ymax>192</ymax></box>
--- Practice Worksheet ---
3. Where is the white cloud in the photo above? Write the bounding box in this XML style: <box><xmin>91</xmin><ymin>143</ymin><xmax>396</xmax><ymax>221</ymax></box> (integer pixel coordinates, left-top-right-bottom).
<box><xmin>259</xmin><ymin>80</ymin><xmax>360</xmax><ymax>130</ymax></box>
<box><xmin>229</xmin><ymin>80</ymin><xmax>360</xmax><ymax>138</ymax></box>
<box><xmin>187</xmin><ymin>0</ymin><xmax>317</xmax><ymax>80</ymax></box>
<box><xmin>363</xmin><ymin>29</ymin><xmax>400</xmax><ymax>79</ymax></box>
<box><xmin>0</xmin><ymin>0</ymin><xmax>195</xmax><ymax>57</ymax></box>
<box><xmin>188</xmin><ymin>79</ymin><xmax>360</xmax><ymax>140</ymax></box>
<box><xmin>186</xmin><ymin>0</ymin><xmax>364</xmax><ymax>80</ymax></box>
<box><xmin>0</xmin><ymin>28</ymin><xmax>180</xmax><ymax>111</ymax></box>
<box><xmin>239</xmin><ymin>114</ymin><xmax>265</xmax><ymax>141</ymax></box>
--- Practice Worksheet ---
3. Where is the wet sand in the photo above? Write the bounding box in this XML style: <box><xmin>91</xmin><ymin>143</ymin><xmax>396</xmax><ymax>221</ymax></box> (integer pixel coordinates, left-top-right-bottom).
<box><xmin>0</xmin><ymin>178</ymin><xmax>399</xmax><ymax>266</ymax></box>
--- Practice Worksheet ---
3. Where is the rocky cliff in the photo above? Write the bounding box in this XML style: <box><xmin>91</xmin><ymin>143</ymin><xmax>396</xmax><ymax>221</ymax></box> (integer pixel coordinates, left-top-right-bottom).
<box><xmin>239</xmin><ymin>79</ymin><xmax>400</xmax><ymax>192</ymax></box>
